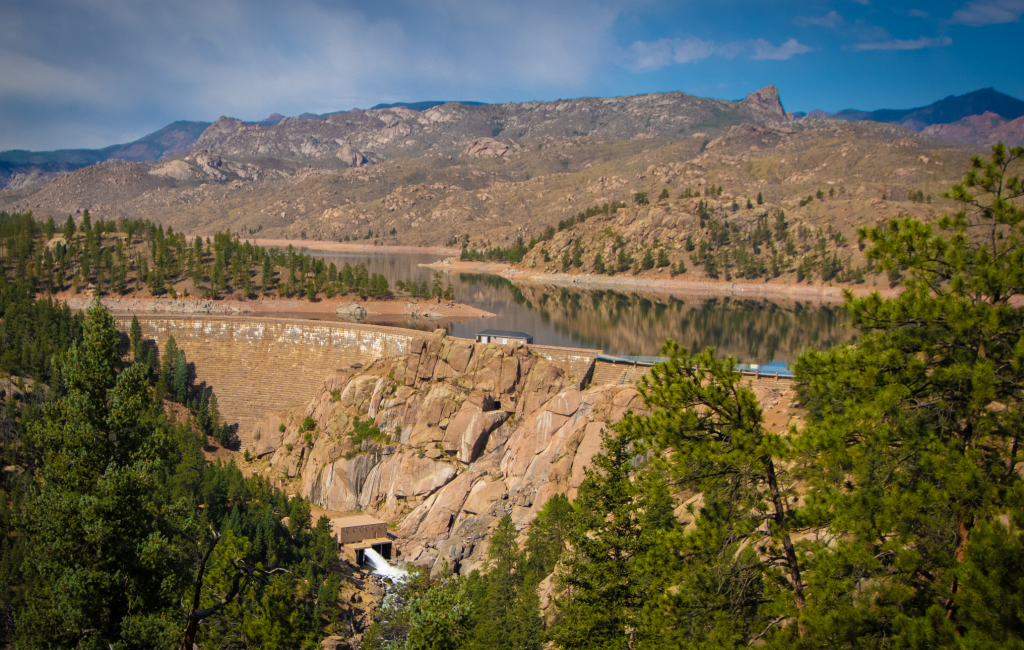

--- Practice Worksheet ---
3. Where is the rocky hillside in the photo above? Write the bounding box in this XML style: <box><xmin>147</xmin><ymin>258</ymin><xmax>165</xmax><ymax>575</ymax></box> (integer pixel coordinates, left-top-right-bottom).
<box><xmin>503</xmin><ymin>119</ymin><xmax>966</xmax><ymax>286</ymax></box>
<box><xmin>0</xmin><ymin>104</ymin><xmax>980</xmax><ymax>259</ymax></box>
<box><xmin>921</xmin><ymin>112</ymin><xmax>1024</xmax><ymax>147</ymax></box>
<box><xmin>249</xmin><ymin>328</ymin><xmax>793</xmax><ymax>576</ymax></box>
<box><xmin>251</xmin><ymin>330</ymin><xmax>645</xmax><ymax>575</ymax></box>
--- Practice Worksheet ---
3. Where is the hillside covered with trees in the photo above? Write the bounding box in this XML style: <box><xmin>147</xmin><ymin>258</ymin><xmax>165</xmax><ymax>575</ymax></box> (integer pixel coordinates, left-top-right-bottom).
<box><xmin>0</xmin><ymin>211</ymin><xmax>394</xmax><ymax>302</ymax></box>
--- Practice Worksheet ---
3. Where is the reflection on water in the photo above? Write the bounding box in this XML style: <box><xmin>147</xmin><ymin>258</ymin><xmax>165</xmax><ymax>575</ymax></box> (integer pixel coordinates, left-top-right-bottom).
<box><xmin>309</xmin><ymin>250</ymin><xmax>855</xmax><ymax>364</ymax></box>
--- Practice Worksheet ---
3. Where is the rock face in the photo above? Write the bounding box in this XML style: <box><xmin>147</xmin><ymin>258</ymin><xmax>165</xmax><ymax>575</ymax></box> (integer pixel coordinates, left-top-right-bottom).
<box><xmin>743</xmin><ymin>85</ymin><xmax>787</xmax><ymax>120</ymax></box>
<box><xmin>461</xmin><ymin>137</ymin><xmax>521</xmax><ymax>158</ymax></box>
<box><xmin>336</xmin><ymin>142</ymin><xmax>367</xmax><ymax>167</ymax></box>
<box><xmin>264</xmin><ymin>331</ymin><xmax>636</xmax><ymax>575</ymax></box>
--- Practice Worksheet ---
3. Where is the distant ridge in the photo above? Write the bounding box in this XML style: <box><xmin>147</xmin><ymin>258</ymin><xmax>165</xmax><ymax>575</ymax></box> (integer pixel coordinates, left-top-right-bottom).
<box><xmin>369</xmin><ymin>100</ymin><xmax>487</xmax><ymax>111</ymax></box>
<box><xmin>801</xmin><ymin>88</ymin><xmax>1024</xmax><ymax>130</ymax></box>
<box><xmin>0</xmin><ymin>120</ymin><xmax>211</xmax><ymax>188</ymax></box>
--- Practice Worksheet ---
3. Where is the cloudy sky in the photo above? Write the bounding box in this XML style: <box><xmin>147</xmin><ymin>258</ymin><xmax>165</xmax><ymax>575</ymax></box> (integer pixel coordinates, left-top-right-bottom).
<box><xmin>1</xmin><ymin>0</ymin><xmax>1022</xmax><ymax>151</ymax></box>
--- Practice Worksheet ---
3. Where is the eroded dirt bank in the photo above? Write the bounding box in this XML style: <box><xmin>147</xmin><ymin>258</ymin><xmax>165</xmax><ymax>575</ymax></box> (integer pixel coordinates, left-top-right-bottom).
<box><xmin>62</xmin><ymin>294</ymin><xmax>494</xmax><ymax>320</ymax></box>
<box><xmin>241</xmin><ymin>237</ymin><xmax>461</xmax><ymax>257</ymax></box>
<box><xmin>422</xmin><ymin>259</ymin><xmax>901</xmax><ymax>302</ymax></box>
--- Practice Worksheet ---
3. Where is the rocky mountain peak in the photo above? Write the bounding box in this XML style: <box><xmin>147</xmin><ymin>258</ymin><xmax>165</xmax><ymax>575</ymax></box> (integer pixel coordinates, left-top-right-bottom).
<box><xmin>743</xmin><ymin>85</ymin><xmax>786</xmax><ymax>118</ymax></box>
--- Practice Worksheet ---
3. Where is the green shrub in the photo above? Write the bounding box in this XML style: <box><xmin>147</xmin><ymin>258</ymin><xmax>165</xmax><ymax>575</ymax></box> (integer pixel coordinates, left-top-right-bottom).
<box><xmin>330</xmin><ymin>389</ymin><xmax>341</xmax><ymax>402</ymax></box>
<box><xmin>301</xmin><ymin>416</ymin><xmax>316</xmax><ymax>431</ymax></box>
<box><xmin>279</xmin><ymin>423</ymin><xmax>286</xmax><ymax>432</ymax></box>
<box><xmin>350</xmin><ymin>417</ymin><xmax>384</xmax><ymax>446</ymax></box>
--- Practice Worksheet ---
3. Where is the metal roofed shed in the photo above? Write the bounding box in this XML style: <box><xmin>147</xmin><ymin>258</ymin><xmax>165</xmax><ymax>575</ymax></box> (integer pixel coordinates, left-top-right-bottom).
<box><xmin>475</xmin><ymin>329</ymin><xmax>533</xmax><ymax>345</ymax></box>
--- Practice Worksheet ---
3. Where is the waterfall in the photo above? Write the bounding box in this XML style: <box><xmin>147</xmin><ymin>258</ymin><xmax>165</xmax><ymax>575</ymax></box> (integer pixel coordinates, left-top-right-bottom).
<box><xmin>364</xmin><ymin>548</ymin><xmax>408</xmax><ymax>581</ymax></box>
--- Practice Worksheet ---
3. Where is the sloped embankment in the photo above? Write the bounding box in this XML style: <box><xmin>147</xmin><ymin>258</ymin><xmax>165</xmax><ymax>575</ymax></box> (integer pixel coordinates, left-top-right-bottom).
<box><xmin>257</xmin><ymin>329</ymin><xmax>645</xmax><ymax>575</ymax></box>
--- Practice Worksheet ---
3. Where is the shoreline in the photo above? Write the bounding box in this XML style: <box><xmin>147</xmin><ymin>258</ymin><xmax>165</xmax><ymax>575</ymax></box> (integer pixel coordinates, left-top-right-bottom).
<box><xmin>61</xmin><ymin>294</ymin><xmax>495</xmax><ymax>320</ymax></box>
<box><xmin>238</xmin><ymin>237</ymin><xmax>460</xmax><ymax>256</ymax></box>
<box><xmin>422</xmin><ymin>259</ymin><xmax>901</xmax><ymax>302</ymax></box>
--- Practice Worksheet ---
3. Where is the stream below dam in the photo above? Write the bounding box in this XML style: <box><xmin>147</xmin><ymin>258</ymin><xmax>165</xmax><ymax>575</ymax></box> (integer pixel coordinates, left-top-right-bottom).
<box><xmin>310</xmin><ymin>251</ymin><xmax>857</xmax><ymax>365</ymax></box>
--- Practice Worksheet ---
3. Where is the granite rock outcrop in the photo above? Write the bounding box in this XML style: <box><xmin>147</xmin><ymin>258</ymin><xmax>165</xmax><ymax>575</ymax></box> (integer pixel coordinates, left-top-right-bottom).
<box><xmin>260</xmin><ymin>330</ymin><xmax>640</xmax><ymax>575</ymax></box>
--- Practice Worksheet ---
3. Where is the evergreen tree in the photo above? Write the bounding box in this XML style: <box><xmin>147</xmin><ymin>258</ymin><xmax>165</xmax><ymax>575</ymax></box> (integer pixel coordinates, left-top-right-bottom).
<box><xmin>129</xmin><ymin>314</ymin><xmax>143</xmax><ymax>361</ymax></box>
<box><xmin>640</xmin><ymin>249</ymin><xmax>655</xmax><ymax>271</ymax></box>
<box><xmin>172</xmin><ymin>350</ymin><xmax>189</xmax><ymax>402</ymax></box>
<box><xmin>551</xmin><ymin>429</ymin><xmax>646</xmax><ymax>650</ymax></box>
<box><xmin>161</xmin><ymin>335</ymin><xmax>178</xmax><ymax>382</ymax></box>
<box><xmin>472</xmin><ymin>515</ymin><xmax>539</xmax><ymax>650</ymax></box>
<box><xmin>791</xmin><ymin>143</ymin><xmax>1024</xmax><ymax>647</ymax></box>
<box><xmin>16</xmin><ymin>300</ymin><xmax>198</xmax><ymax>648</ymax></box>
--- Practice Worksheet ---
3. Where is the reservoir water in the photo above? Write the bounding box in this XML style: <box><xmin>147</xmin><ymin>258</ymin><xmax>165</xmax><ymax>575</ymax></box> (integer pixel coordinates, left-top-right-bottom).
<box><xmin>311</xmin><ymin>251</ymin><xmax>856</xmax><ymax>365</ymax></box>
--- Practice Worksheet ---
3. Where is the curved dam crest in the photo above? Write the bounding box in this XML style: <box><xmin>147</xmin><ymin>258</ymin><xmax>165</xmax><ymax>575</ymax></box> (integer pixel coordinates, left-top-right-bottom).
<box><xmin>114</xmin><ymin>315</ymin><xmax>598</xmax><ymax>449</ymax></box>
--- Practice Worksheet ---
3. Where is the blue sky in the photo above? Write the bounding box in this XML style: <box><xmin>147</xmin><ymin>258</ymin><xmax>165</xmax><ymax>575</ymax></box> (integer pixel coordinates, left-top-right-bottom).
<box><xmin>1</xmin><ymin>0</ymin><xmax>1022</xmax><ymax>151</ymax></box>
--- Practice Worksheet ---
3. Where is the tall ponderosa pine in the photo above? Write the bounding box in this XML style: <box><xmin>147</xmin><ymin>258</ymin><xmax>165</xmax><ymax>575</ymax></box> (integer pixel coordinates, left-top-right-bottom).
<box><xmin>470</xmin><ymin>515</ymin><xmax>543</xmax><ymax>650</ymax></box>
<box><xmin>793</xmin><ymin>143</ymin><xmax>1024</xmax><ymax>647</ymax></box>
<box><xmin>551</xmin><ymin>429</ymin><xmax>649</xmax><ymax>650</ymax></box>
<box><xmin>17</xmin><ymin>300</ymin><xmax>198</xmax><ymax>648</ymax></box>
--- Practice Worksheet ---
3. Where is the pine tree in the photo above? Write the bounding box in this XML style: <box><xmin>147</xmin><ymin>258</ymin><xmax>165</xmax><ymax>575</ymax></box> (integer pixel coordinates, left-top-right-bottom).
<box><xmin>550</xmin><ymin>429</ymin><xmax>646</xmax><ymax>650</ymax></box>
<box><xmin>208</xmin><ymin>391</ymin><xmax>221</xmax><ymax>434</ymax></box>
<box><xmin>129</xmin><ymin>314</ymin><xmax>143</xmax><ymax>361</ymax></box>
<box><xmin>791</xmin><ymin>143</ymin><xmax>1024</xmax><ymax>647</ymax></box>
<box><xmin>16</xmin><ymin>300</ymin><xmax>197</xmax><ymax>648</ymax></box>
<box><xmin>161</xmin><ymin>335</ymin><xmax>178</xmax><ymax>381</ymax></box>
<box><xmin>616</xmin><ymin>343</ymin><xmax>808</xmax><ymax>642</ymax></box>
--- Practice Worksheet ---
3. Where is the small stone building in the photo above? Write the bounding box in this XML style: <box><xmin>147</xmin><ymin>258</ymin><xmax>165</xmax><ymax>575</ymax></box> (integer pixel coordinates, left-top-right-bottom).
<box><xmin>475</xmin><ymin>329</ymin><xmax>533</xmax><ymax>345</ymax></box>
<box><xmin>330</xmin><ymin>515</ymin><xmax>393</xmax><ymax>565</ymax></box>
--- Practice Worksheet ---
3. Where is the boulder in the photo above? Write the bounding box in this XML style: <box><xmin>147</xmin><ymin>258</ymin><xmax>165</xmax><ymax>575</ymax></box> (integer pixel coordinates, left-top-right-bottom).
<box><xmin>251</xmin><ymin>413</ymin><xmax>286</xmax><ymax>457</ymax></box>
<box><xmin>336</xmin><ymin>142</ymin><xmax>367</xmax><ymax>167</ymax></box>
<box><xmin>546</xmin><ymin>389</ymin><xmax>582</xmax><ymax>417</ymax></box>
<box><xmin>321</xmin><ymin>635</ymin><xmax>351</xmax><ymax>650</ymax></box>
<box><xmin>336</xmin><ymin>303</ymin><xmax>367</xmax><ymax>321</ymax></box>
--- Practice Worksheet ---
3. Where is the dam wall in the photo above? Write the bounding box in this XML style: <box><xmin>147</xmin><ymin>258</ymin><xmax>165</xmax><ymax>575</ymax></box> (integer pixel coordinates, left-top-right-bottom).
<box><xmin>115</xmin><ymin>316</ymin><xmax>425</xmax><ymax>449</ymax></box>
<box><xmin>114</xmin><ymin>315</ymin><xmax>602</xmax><ymax>450</ymax></box>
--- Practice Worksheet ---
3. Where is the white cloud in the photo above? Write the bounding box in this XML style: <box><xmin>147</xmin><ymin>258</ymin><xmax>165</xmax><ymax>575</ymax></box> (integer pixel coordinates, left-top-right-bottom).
<box><xmin>853</xmin><ymin>36</ymin><xmax>953</xmax><ymax>51</ymax></box>
<box><xmin>795</xmin><ymin>11</ymin><xmax>843</xmax><ymax>28</ymax></box>
<box><xmin>623</xmin><ymin>37</ymin><xmax>715</xmax><ymax>72</ymax></box>
<box><xmin>905</xmin><ymin>9</ymin><xmax>929</xmax><ymax>17</ymax></box>
<box><xmin>952</xmin><ymin>0</ymin><xmax>1024</xmax><ymax>25</ymax></box>
<box><xmin>623</xmin><ymin>36</ymin><xmax>811</xmax><ymax>71</ymax></box>
<box><xmin>751</xmin><ymin>38</ymin><xmax>812</xmax><ymax>60</ymax></box>
<box><xmin>0</xmin><ymin>0</ymin><xmax>632</xmax><ymax>149</ymax></box>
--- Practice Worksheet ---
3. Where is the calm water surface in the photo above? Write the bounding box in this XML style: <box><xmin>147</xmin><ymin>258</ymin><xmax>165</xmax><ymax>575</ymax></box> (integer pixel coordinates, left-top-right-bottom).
<box><xmin>310</xmin><ymin>251</ymin><xmax>856</xmax><ymax>364</ymax></box>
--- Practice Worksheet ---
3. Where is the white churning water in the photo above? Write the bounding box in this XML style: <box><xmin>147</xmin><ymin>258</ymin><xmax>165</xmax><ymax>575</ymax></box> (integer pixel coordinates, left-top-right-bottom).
<box><xmin>364</xmin><ymin>548</ymin><xmax>408</xmax><ymax>581</ymax></box>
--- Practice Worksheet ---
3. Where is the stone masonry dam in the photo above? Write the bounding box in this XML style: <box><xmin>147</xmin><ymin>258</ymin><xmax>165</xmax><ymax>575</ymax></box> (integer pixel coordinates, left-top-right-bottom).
<box><xmin>115</xmin><ymin>315</ymin><xmax>599</xmax><ymax>450</ymax></box>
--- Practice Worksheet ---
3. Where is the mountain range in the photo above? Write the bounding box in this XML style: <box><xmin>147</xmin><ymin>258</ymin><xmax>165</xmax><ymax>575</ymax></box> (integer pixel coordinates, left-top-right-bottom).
<box><xmin>0</xmin><ymin>82</ymin><xmax>981</xmax><ymax>267</ymax></box>
<box><xmin>793</xmin><ymin>87</ymin><xmax>1024</xmax><ymax>146</ymax></box>
<box><xmin>4</xmin><ymin>87</ymin><xmax>1022</xmax><ymax>192</ymax></box>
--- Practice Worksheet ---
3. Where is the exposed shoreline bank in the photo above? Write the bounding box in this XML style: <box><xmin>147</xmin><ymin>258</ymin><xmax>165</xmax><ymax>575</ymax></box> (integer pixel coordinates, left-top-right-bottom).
<box><xmin>239</xmin><ymin>237</ymin><xmax>460</xmax><ymax>256</ymax></box>
<box><xmin>61</xmin><ymin>294</ymin><xmax>495</xmax><ymax>320</ymax></box>
<box><xmin>422</xmin><ymin>259</ymin><xmax>900</xmax><ymax>303</ymax></box>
